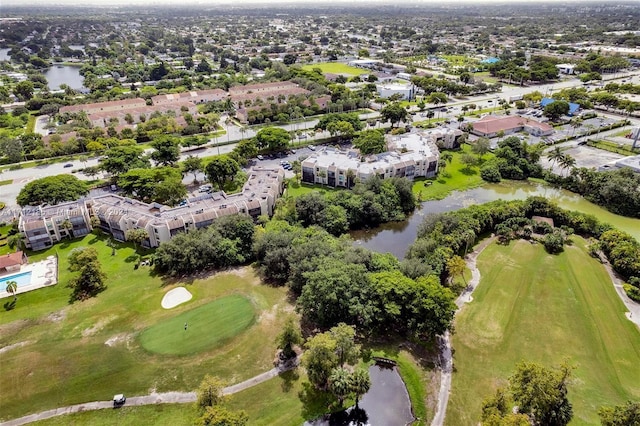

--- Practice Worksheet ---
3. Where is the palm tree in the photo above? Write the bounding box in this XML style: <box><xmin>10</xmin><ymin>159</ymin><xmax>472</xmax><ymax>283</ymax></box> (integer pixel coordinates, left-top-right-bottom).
<box><xmin>5</xmin><ymin>280</ymin><xmax>17</xmax><ymax>300</ymax></box>
<box><xmin>349</xmin><ymin>367</ymin><xmax>371</xmax><ymax>407</ymax></box>
<box><xmin>329</xmin><ymin>367</ymin><xmax>352</xmax><ymax>407</ymax></box>
<box><xmin>559</xmin><ymin>153</ymin><xmax>576</xmax><ymax>176</ymax></box>
<box><xmin>464</xmin><ymin>230</ymin><xmax>476</xmax><ymax>255</ymax></box>
<box><xmin>546</xmin><ymin>147</ymin><xmax>564</xmax><ymax>169</ymax></box>
<box><xmin>61</xmin><ymin>219</ymin><xmax>73</xmax><ymax>238</ymax></box>
<box><xmin>569</xmin><ymin>117</ymin><xmax>583</xmax><ymax>137</ymax></box>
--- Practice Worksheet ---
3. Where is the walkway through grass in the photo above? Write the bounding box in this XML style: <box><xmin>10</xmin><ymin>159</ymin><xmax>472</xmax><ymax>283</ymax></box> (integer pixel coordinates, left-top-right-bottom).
<box><xmin>447</xmin><ymin>238</ymin><xmax>640</xmax><ymax>425</ymax></box>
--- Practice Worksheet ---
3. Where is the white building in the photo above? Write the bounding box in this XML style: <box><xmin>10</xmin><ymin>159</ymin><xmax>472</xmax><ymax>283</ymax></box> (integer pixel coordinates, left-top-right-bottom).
<box><xmin>556</xmin><ymin>64</ymin><xmax>576</xmax><ymax>75</ymax></box>
<box><xmin>377</xmin><ymin>83</ymin><xmax>415</xmax><ymax>100</ymax></box>
<box><xmin>301</xmin><ymin>132</ymin><xmax>440</xmax><ymax>188</ymax></box>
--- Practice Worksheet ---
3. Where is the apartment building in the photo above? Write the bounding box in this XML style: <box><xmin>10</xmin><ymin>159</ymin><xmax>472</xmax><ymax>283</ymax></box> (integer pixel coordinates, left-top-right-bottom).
<box><xmin>19</xmin><ymin>168</ymin><xmax>285</xmax><ymax>250</ymax></box>
<box><xmin>301</xmin><ymin>132</ymin><xmax>440</xmax><ymax>188</ymax></box>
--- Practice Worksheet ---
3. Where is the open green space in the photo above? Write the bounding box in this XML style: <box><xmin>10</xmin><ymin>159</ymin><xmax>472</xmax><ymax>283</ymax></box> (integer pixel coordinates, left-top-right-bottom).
<box><xmin>285</xmin><ymin>180</ymin><xmax>340</xmax><ymax>198</ymax></box>
<box><xmin>413</xmin><ymin>144</ymin><xmax>493</xmax><ymax>201</ymax></box>
<box><xmin>447</xmin><ymin>238</ymin><xmax>640</xmax><ymax>425</ymax></box>
<box><xmin>32</xmin><ymin>404</ymin><xmax>198</xmax><ymax>426</ymax></box>
<box><xmin>587</xmin><ymin>139</ymin><xmax>638</xmax><ymax>156</ymax></box>
<box><xmin>301</xmin><ymin>63</ymin><xmax>367</xmax><ymax>76</ymax></box>
<box><xmin>0</xmin><ymin>234</ymin><xmax>291</xmax><ymax>422</ymax></box>
<box><xmin>0</xmin><ymin>179</ymin><xmax>12</xmax><ymax>186</ymax></box>
<box><xmin>139</xmin><ymin>295</ymin><xmax>255</xmax><ymax>356</ymax></box>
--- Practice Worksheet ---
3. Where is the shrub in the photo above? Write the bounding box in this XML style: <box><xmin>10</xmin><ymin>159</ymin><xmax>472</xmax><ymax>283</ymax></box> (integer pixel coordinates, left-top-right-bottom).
<box><xmin>543</xmin><ymin>231</ymin><xmax>565</xmax><ymax>254</ymax></box>
<box><xmin>481</xmin><ymin>164</ymin><xmax>502</xmax><ymax>182</ymax></box>
<box><xmin>623</xmin><ymin>284</ymin><xmax>640</xmax><ymax>302</ymax></box>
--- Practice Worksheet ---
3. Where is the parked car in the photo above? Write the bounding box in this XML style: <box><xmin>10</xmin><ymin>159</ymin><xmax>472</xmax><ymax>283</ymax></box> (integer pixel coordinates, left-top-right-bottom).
<box><xmin>198</xmin><ymin>184</ymin><xmax>212</xmax><ymax>193</ymax></box>
<box><xmin>64</xmin><ymin>163</ymin><xmax>73</xmax><ymax>168</ymax></box>
<box><xmin>113</xmin><ymin>394</ymin><xmax>126</xmax><ymax>407</ymax></box>
<box><xmin>308</xmin><ymin>144</ymin><xmax>316</xmax><ymax>151</ymax></box>
<box><xmin>257</xmin><ymin>155</ymin><xmax>264</xmax><ymax>160</ymax></box>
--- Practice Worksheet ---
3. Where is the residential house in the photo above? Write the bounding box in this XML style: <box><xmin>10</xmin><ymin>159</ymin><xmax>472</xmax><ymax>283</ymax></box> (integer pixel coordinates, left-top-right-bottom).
<box><xmin>471</xmin><ymin>115</ymin><xmax>554</xmax><ymax>138</ymax></box>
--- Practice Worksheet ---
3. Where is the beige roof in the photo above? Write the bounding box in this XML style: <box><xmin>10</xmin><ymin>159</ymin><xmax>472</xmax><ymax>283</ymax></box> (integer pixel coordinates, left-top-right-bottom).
<box><xmin>472</xmin><ymin>115</ymin><xmax>552</xmax><ymax>135</ymax></box>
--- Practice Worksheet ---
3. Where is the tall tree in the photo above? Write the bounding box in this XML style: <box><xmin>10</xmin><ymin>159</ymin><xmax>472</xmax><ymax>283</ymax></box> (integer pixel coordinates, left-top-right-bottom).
<box><xmin>17</xmin><ymin>175</ymin><xmax>88</xmax><ymax>206</ymax></box>
<box><xmin>196</xmin><ymin>375</ymin><xmax>226</xmax><ymax>411</ymax></box>
<box><xmin>380</xmin><ymin>102</ymin><xmax>409</xmax><ymax>128</ymax></box>
<box><xmin>5</xmin><ymin>280</ymin><xmax>17</xmax><ymax>300</ymax></box>
<box><xmin>125</xmin><ymin>228</ymin><xmax>149</xmax><ymax>253</ymax></box>
<box><xmin>329</xmin><ymin>367</ymin><xmax>352</xmax><ymax>407</ymax></box>
<box><xmin>150</xmin><ymin>136</ymin><xmax>181</xmax><ymax>166</ymax></box>
<box><xmin>276</xmin><ymin>317</ymin><xmax>303</xmax><ymax>360</ymax></box>
<box><xmin>472</xmin><ymin>138</ymin><xmax>491</xmax><ymax>159</ymax></box>
<box><xmin>67</xmin><ymin>247</ymin><xmax>107</xmax><ymax>301</ymax></box>
<box><xmin>302</xmin><ymin>332</ymin><xmax>338</xmax><ymax>389</ymax></box>
<box><xmin>199</xmin><ymin>406</ymin><xmax>248</xmax><ymax>426</ymax></box>
<box><xmin>182</xmin><ymin>155</ymin><xmax>203</xmax><ymax>183</ymax></box>
<box><xmin>100</xmin><ymin>145</ymin><xmax>150</xmax><ymax>177</ymax></box>
<box><xmin>598</xmin><ymin>401</ymin><xmax>640</xmax><ymax>426</ymax></box>
<box><xmin>254</xmin><ymin>127</ymin><xmax>290</xmax><ymax>152</ymax></box>
<box><xmin>350</xmin><ymin>367</ymin><xmax>371</xmax><ymax>407</ymax></box>
<box><xmin>353</xmin><ymin>129</ymin><xmax>386</xmax><ymax>154</ymax></box>
<box><xmin>205</xmin><ymin>155</ymin><xmax>240</xmax><ymax>190</ymax></box>
<box><xmin>330</xmin><ymin>323</ymin><xmax>359</xmax><ymax>367</ymax></box>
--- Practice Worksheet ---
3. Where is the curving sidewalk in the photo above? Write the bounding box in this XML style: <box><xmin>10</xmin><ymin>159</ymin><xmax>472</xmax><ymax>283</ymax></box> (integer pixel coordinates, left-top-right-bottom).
<box><xmin>0</xmin><ymin>357</ymin><xmax>299</xmax><ymax>426</ymax></box>
<box><xmin>431</xmin><ymin>237</ymin><xmax>495</xmax><ymax>426</ymax></box>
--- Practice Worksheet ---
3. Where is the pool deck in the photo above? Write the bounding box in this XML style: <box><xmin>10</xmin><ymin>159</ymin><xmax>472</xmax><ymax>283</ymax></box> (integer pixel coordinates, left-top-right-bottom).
<box><xmin>0</xmin><ymin>256</ymin><xmax>58</xmax><ymax>299</ymax></box>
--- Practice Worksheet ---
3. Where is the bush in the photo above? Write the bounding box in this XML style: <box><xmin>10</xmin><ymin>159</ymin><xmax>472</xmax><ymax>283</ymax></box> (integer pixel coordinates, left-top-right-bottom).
<box><xmin>623</xmin><ymin>284</ymin><xmax>640</xmax><ymax>302</ymax></box>
<box><xmin>481</xmin><ymin>164</ymin><xmax>502</xmax><ymax>182</ymax></box>
<box><xmin>543</xmin><ymin>231</ymin><xmax>565</xmax><ymax>254</ymax></box>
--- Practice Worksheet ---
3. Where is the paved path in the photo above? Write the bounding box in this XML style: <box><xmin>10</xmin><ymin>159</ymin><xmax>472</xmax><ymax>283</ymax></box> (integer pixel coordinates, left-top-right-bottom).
<box><xmin>431</xmin><ymin>237</ymin><xmax>495</xmax><ymax>426</ymax></box>
<box><xmin>599</xmin><ymin>254</ymin><xmax>640</xmax><ymax>327</ymax></box>
<box><xmin>0</xmin><ymin>357</ymin><xmax>299</xmax><ymax>426</ymax></box>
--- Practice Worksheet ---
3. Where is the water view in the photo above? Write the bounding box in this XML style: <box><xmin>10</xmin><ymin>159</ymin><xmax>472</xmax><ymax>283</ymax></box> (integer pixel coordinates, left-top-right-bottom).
<box><xmin>44</xmin><ymin>65</ymin><xmax>85</xmax><ymax>91</ymax></box>
<box><xmin>305</xmin><ymin>364</ymin><xmax>414</xmax><ymax>426</ymax></box>
<box><xmin>352</xmin><ymin>181</ymin><xmax>640</xmax><ymax>259</ymax></box>
<box><xmin>0</xmin><ymin>48</ymin><xmax>10</xmax><ymax>61</ymax></box>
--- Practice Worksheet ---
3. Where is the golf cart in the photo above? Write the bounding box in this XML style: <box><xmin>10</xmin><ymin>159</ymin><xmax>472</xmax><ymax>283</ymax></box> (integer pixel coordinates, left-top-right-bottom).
<box><xmin>113</xmin><ymin>394</ymin><xmax>126</xmax><ymax>407</ymax></box>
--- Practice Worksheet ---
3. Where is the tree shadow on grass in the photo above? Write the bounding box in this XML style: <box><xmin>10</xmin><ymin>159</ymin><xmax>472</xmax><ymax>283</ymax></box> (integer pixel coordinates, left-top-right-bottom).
<box><xmin>124</xmin><ymin>254</ymin><xmax>139</xmax><ymax>263</ymax></box>
<box><xmin>299</xmin><ymin>381</ymin><xmax>338</xmax><ymax>421</ymax></box>
<box><xmin>4</xmin><ymin>299</ymin><xmax>16</xmax><ymax>311</ymax></box>
<box><xmin>279</xmin><ymin>369</ymin><xmax>299</xmax><ymax>393</ymax></box>
<box><xmin>460</xmin><ymin>167</ymin><xmax>477</xmax><ymax>176</ymax></box>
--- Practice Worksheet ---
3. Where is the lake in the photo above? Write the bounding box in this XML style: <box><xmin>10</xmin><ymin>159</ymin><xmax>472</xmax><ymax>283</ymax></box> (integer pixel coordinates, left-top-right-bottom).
<box><xmin>44</xmin><ymin>65</ymin><xmax>85</xmax><ymax>91</ymax></box>
<box><xmin>305</xmin><ymin>364</ymin><xmax>414</xmax><ymax>426</ymax></box>
<box><xmin>352</xmin><ymin>180</ymin><xmax>640</xmax><ymax>259</ymax></box>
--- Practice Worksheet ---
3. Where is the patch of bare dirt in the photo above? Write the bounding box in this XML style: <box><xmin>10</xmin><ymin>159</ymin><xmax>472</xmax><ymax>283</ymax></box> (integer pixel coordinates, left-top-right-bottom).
<box><xmin>45</xmin><ymin>308</ymin><xmax>67</xmax><ymax>323</ymax></box>
<box><xmin>0</xmin><ymin>340</ymin><xmax>33</xmax><ymax>355</ymax></box>
<box><xmin>105</xmin><ymin>333</ymin><xmax>133</xmax><ymax>347</ymax></box>
<box><xmin>82</xmin><ymin>315</ymin><xmax>115</xmax><ymax>337</ymax></box>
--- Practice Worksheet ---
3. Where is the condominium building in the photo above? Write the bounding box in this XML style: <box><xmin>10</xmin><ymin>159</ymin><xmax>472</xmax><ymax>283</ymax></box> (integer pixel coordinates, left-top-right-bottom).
<box><xmin>301</xmin><ymin>132</ymin><xmax>440</xmax><ymax>188</ymax></box>
<box><xmin>19</xmin><ymin>167</ymin><xmax>285</xmax><ymax>250</ymax></box>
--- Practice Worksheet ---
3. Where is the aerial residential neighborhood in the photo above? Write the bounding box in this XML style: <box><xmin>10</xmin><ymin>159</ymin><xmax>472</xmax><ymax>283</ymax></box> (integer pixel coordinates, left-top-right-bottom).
<box><xmin>1</xmin><ymin>1</ymin><xmax>640</xmax><ymax>426</ymax></box>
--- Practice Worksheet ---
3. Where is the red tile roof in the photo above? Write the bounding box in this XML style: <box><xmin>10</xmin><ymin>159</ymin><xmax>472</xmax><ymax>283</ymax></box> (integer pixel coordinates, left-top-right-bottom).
<box><xmin>472</xmin><ymin>115</ymin><xmax>552</xmax><ymax>135</ymax></box>
<box><xmin>0</xmin><ymin>251</ymin><xmax>25</xmax><ymax>270</ymax></box>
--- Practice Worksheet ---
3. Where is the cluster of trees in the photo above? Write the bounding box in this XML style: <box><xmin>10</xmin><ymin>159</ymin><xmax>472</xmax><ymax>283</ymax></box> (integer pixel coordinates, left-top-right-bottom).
<box><xmin>407</xmin><ymin>197</ymin><xmax>613</xmax><ymax>288</ymax></box>
<box><xmin>118</xmin><ymin>167</ymin><xmax>186</xmax><ymax>206</ymax></box>
<box><xmin>481</xmin><ymin>361</ymin><xmax>573</xmax><ymax>426</ymax></box>
<box><xmin>598</xmin><ymin>230</ymin><xmax>640</xmax><ymax>302</ymax></box>
<box><xmin>280</xmin><ymin>176</ymin><xmax>415</xmax><ymax>235</ymax></box>
<box><xmin>410</xmin><ymin>74</ymin><xmax>501</xmax><ymax>97</ymax></box>
<box><xmin>153</xmin><ymin>215</ymin><xmax>254</xmax><ymax>276</ymax></box>
<box><xmin>195</xmin><ymin>375</ymin><xmax>248</xmax><ymax>426</ymax></box>
<box><xmin>254</xmin><ymin>221</ymin><xmax>456</xmax><ymax>338</ymax></box>
<box><xmin>544</xmin><ymin>167</ymin><xmax>640</xmax><ymax>218</ymax></box>
<box><xmin>301</xmin><ymin>323</ymin><xmax>371</xmax><ymax>407</ymax></box>
<box><xmin>487</xmin><ymin>56</ymin><xmax>560</xmax><ymax>83</ymax></box>
<box><xmin>67</xmin><ymin>247</ymin><xmax>107</xmax><ymax>301</ymax></box>
<box><xmin>16</xmin><ymin>175</ymin><xmax>89</xmax><ymax>207</ymax></box>
<box><xmin>480</xmin><ymin>136</ymin><xmax>544</xmax><ymax>183</ymax></box>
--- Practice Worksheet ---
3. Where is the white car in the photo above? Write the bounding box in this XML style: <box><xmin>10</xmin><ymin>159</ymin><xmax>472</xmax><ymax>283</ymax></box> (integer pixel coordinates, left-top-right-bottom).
<box><xmin>113</xmin><ymin>394</ymin><xmax>126</xmax><ymax>406</ymax></box>
<box><xmin>308</xmin><ymin>145</ymin><xmax>316</xmax><ymax>151</ymax></box>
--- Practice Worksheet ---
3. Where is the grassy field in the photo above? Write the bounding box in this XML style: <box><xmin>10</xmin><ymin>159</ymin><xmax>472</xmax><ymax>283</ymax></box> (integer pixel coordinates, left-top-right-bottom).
<box><xmin>32</xmin><ymin>404</ymin><xmax>198</xmax><ymax>426</ymax></box>
<box><xmin>285</xmin><ymin>180</ymin><xmax>340</xmax><ymax>198</ymax></box>
<box><xmin>447</xmin><ymin>238</ymin><xmax>640</xmax><ymax>425</ymax></box>
<box><xmin>302</xmin><ymin>62</ymin><xmax>367</xmax><ymax>76</ymax></box>
<box><xmin>413</xmin><ymin>144</ymin><xmax>492</xmax><ymax>201</ymax></box>
<box><xmin>139</xmin><ymin>295</ymin><xmax>256</xmax><ymax>356</ymax></box>
<box><xmin>0</xmin><ymin>234</ymin><xmax>292</xmax><ymax>421</ymax></box>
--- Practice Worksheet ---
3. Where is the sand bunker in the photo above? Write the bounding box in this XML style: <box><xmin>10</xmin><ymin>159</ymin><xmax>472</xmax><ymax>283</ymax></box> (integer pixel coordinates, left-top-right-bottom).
<box><xmin>161</xmin><ymin>287</ymin><xmax>193</xmax><ymax>309</ymax></box>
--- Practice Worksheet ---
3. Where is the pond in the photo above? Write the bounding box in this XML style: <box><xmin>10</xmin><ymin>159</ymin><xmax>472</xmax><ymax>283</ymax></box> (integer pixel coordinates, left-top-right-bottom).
<box><xmin>44</xmin><ymin>65</ymin><xmax>85</xmax><ymax>91</ymax></box>
<box><xmin>305</xmin><ymin>364</ymin><xmax>414</xmax><ymax>426</ymax></box>
<box><xmin>351</xmin><ymin>180</ymin><xmax>640</xmax><ymax>259</ymax></box>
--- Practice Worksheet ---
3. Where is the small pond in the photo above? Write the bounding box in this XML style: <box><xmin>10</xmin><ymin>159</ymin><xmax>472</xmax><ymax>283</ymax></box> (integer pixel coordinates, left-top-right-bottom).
<box><xmin>351</xmin><ymin>180</ymin><xmax>640</xmax><ymax>259</ymax></box>
<box><xmin>305</xmin><ymin>364</ymin><xmax>414</xmax><ymax>426</ymax></box>
<box><xmin>44</xmin><ymin>65</ymin><xmax>85</xmax><ymax>90</ymax></box>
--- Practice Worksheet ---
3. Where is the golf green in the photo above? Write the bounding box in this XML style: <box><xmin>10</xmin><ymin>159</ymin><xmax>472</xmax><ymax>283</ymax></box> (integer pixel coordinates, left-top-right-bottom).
<box><xmin>139</xmin><ymin>294</ymin><xmax>256</xmax><ymax>356</ymax></box>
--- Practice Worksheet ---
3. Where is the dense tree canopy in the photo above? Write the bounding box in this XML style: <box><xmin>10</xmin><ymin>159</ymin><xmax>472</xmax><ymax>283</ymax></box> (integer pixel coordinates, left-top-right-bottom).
<box><xmin>254</xmin><ymin>127</ymin><xmax>290</xmax><ymax>152</ymax></box>
<box><xmin>353</xmin><ymin>129</ymin><xmax>386</xmax><ymax>154</ymax></box>
<box><xmin>205</xmin><ymin>155</ymin><xmax>240</xmax><ymax>189</ymax></box>
<box><xmin>118</xmin><ymin>167</ymin><xmax>186</xmax><ymax>205</ymax></box>
<box><xmin>17</xmin><ymin>174</ymin><xmax>89</xmax><ymax>206</ymax></box>
<box><xmin>100</xmin><ymin>145</ymin><xmax>150</xmax><ymax>176</ymax></box>
<box><xmin>67</xmin><ymin>247</ymin><xmax>107</xmax><ymax>301</ymax></box>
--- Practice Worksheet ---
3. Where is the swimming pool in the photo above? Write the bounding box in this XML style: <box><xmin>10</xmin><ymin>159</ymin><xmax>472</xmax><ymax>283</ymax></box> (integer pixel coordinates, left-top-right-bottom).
<box><xmin>0</xmin><ymin>271</ymin><xmax>33</xmax><ymax>289</ymax></box>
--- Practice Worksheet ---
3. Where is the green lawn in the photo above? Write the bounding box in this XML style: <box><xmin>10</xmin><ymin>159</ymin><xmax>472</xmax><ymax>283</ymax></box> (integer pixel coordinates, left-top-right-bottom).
<box><xmin>285</xmin><ymin>180</ymin><xmax>340</xmax><ymax>198</ymax></box>
<box><xmin>413</xmin><ymin>144</ymin><xmax>492</xmax><ymax>201</ymax></box>
<box><xmin>447</xmin><ymin>238</ymin><xmax>640</xmax><ymax>425</ymax></box>
<box><xmin>0</xmin><ymin>234</ymin><xmax>291</xmax><ymax>422</ymax></box>
<box><xmin>0</xmin><ymin>179</ymin><xmax>12</xmax><ymax>186</ymax></box>
<box><xmin>301</xmin><ymin>63</ymin><xmax>367</xmax><ymax>76</ymax></box>
<box><xmin>139</xmin><ymin>295</ymin><xmax>256</xmax><ymax>356</ymax></box>
<box><xmin>32</xmin><ymin>404</ymin><xmax>198</xmax><ymax>426</ymax></box>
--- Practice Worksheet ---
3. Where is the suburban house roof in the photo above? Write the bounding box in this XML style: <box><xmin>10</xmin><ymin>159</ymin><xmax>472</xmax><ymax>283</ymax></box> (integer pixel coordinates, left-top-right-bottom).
<box><xmin>0</xmin><ymin>251</ymin><xmax>26</xmax><ymax>271</ymax></box>
<box><xmin>472</xmin><ymin>115</ymin><xmax>553</xmax><ymax>135</ymax></box>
